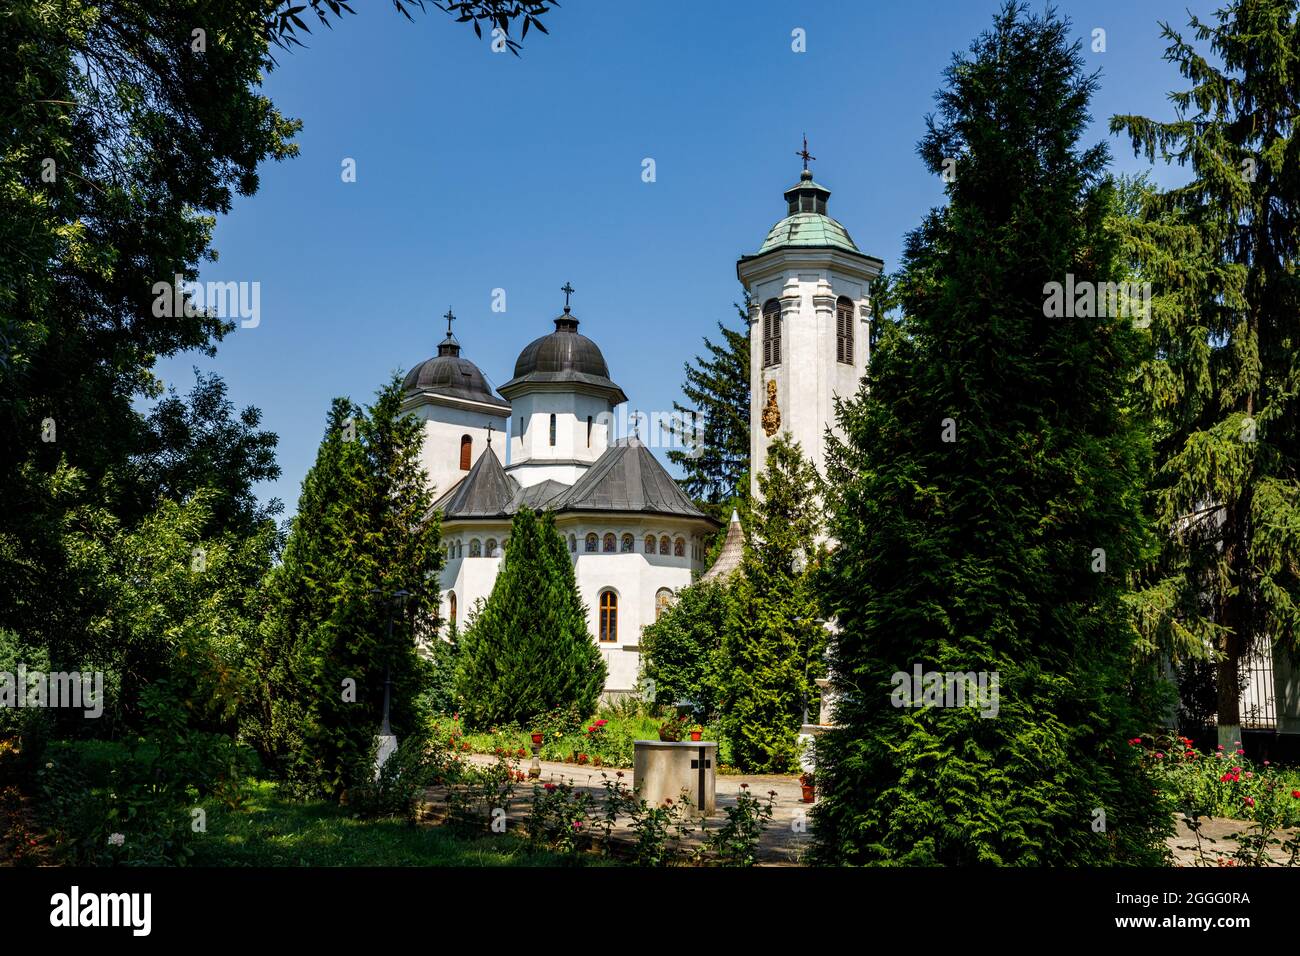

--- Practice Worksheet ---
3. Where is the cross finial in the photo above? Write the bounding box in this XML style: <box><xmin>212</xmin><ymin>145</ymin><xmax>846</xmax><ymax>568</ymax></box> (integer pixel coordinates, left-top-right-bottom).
<box><xmin>797</xmin><ymin>133</ymin><xmax>815</xmax><ymax>171</ymax></box>
<box><xmin>560</xmin><ymin>281</ymin><xmax>575</xmax><ymax>313</ymax></box>
<box><xmin>443</xmin><ymin>307</ymin><xmax>456</xmax><ymax>336</ymax></box>
<box><xmin>486</xmin><ymin>422</ymin><xmax>494</xmax><ymax>448</ymax></box>
<box><xmin>631</xmin><ymin>408</ymin><xmax>641</xmax><ymax>439</ymax></box>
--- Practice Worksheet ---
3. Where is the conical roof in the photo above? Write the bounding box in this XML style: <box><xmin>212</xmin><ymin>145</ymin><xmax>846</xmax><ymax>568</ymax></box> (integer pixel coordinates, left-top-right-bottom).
<box><xmin>432</xmin><ymin>446</ymin><xmax>518</xmax><ymax>518</ymax></box>
<box><xmin>545</xmin><ymin>437</ymin><xmax>713</xmax><ymax>520</ymax></box>
<box><xmin>700</xmin><ymin>510</ymin><xmax>744</xmax><ymax>583</ymax></box>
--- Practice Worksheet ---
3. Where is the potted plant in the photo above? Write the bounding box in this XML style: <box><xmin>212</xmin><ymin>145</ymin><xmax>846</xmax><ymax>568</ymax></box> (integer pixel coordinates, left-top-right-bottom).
<box><xmin>658</xmin><ymin>718</ymin><xmax>684</xmax><ymax>742</ymax></box>
<box><xmin>688</xmin><ymin>724</ymin><xmax>704</xmax><ymax>742</ymax></box>
<box><xmin>530</xmin><ymin>732</ymin><xmax>544</xmax><ymax>747</ymax></box>
<box><xmin>799</xmin><ymin>772</ymin><xmax>815</xmax><ymax>803</ymax></box>
<box><xmin>577</xmin><ymin>753</ymin><xmax>589</xmax><ymax>765</ymax></box>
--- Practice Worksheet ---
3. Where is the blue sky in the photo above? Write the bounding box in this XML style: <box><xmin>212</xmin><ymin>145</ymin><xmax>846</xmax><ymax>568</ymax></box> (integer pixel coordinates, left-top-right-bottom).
<box><xmin>155</xmin><ymin>0</ymin><xmax>1218</xmax><ymax>516</ymax></box>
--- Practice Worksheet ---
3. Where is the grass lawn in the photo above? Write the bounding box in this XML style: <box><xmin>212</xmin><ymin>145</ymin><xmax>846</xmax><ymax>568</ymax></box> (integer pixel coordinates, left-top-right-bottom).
<box><xmin>191</xmin><ymin>780</ymin><xmax>589</xmax><ymax>867</ymax></box>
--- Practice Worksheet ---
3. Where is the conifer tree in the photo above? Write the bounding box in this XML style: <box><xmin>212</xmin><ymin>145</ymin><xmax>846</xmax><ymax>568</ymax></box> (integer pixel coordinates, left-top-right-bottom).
<box><xmin>1112</xmin><ymin>0</ymin><xmax>1300</xmax><ymax>744</ymax></box>
<box><xmin>812</xmin><ymin>3</ymin><xmax>1168</xmax><ymax>864</ymax></box>
<box><xmin>252</xmin><ymin>378</ymin><xmax>442</xmax><ymax>796</ymax></box>
<box><xmin>640</xmin><ymin>578</ymin><xmax>735</xmax><ymax>721</ymax></box>
<box><xmin>667</xmin><ymin>301</ymin><xmax>752</xmax><ymax>515</ymax></box>
<box><xmin>720</xmin><ymin>434</ymin><xmax>825</xmax><ymax>773</ymax></box>
<box><xmin>454</xmin><ymin>508</ymin><xmax>604</xmax><ymax>727</ymax></box>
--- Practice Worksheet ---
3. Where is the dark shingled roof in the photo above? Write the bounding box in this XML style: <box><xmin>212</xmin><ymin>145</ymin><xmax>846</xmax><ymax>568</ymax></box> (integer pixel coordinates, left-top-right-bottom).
<box><xmin>403</xmin><ymin>334</ymin><xmax>510</xmax><ymax>412</ymax></box>
<box><xmin>498</xmin><ymin>315</ymin><xmax>628</xmax><ymax>404</ymax></box>
<box><xmin>433</xmin><ymin>446</ymin><xmax>518</xmax><ymax>518</ymax></box>
<box><xmin>545</xmin><ymin>437</ymin><xmax>712</xmax><ymax>520</ymax></box>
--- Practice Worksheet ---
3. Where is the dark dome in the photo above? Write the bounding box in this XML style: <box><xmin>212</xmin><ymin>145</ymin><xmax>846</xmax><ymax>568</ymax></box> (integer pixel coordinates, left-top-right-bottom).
<box><xmin>403</xmin><ymin>335</ymin><xmax>509</xmax><ymax>411</ymax></box>
<box><xmin>499</xmin><ymin>314</ymin><xmax>627</xmax><ymax>403</ymax></box>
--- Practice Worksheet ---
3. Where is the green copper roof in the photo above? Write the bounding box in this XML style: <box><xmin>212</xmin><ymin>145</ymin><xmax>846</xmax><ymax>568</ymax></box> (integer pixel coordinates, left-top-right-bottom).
<box><xmin>755</xmin><ymin>212</ymin><xmax>861</xmax><ymax>254</ymax></box>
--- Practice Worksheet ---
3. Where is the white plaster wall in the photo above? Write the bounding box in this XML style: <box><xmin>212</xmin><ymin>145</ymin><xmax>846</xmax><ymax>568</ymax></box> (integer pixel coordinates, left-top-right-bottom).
<box><xmin>507</xmin><ymin>391</ymin><xmax>612</xmax><ymax>486</ymax></box>
<box><xmin>408</xmin><ymin>401</ymin><xmax>508</xmax><ymax>501</ymax></box>
<box><xmin>438</xmin><ymin>516</ymin><xmax>711</xmax><ymax>693</ymax></box>
<box><xmin>745</xmin><ymin>266</ymin><xmax>873</xmax><ymax>496</ymax></box>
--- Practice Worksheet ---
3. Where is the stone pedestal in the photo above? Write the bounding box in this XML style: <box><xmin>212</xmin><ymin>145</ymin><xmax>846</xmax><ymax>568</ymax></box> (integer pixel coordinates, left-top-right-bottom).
<box><xmin>633</xmin><ymin>740</ymin><xmax>717</xmax><ymax>816</ymax></box>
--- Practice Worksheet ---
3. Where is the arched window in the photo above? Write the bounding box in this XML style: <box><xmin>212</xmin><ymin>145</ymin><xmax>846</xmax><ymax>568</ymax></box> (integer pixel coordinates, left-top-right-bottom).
<box><xmin>586</xmin><ymin>415</ymin><xmax>593</xmax><ymax>447</ymax></box>
<box><xmin>660</xmin><ymin>535</ymin><xmax>671</xmax><ymax>555</ymax></box>
<box><xmin>620</xmin><ymin>533</ymin><xmax>634</xmax><ymax>553</ymax></box>
<box><xmin>762</xmin><ymin>299</ymin><xmax>781</xmax><ymax>368</ymax></box>
<box><xmin>469</xmin><ymin>538</ymin><xmax>482</xmax><ymax>558</ymax></box>
<box><xmin>836</xmin><ymin>296</ymin><xmax>854</xmax><ymax>365</ymax></box>
<box><xmin>598</xmin><ymin>590</ymin><xmax>618</xmax><ymax>642</ymax></box>
<box><xmin>644</xmin><ymin>534</ymin><xmax>656</xmax><ymax>554</ymax></box>
<box><xmin>456</xmin><ymin>540</ymin><xmax>462</xmax><ymax>559</ymax></box>
<box><xmin>459</xmin><ymin>434</ymin><xmax>472</xmax><ymax>471</ymax></box>
<box><xmin>448</xmin><ymin>591</ymin><xmax>457</xmax><ymax>626</ymax></box>
<box><xmin>485</xmin><ymin>538</ymin><xmax>498</xmax><ymax>557</ymax></box>
<box><xmin>569</xmin><ymin>534</ymin><xmax>577</xmax><ymax>553</ymax></box>
<box><xmin>602</xmin><ymin>533</ymin><xmax>617</xmax><ymax>553</ymax></box>
<box><xmin>549</xmin><ymin>413</ymin><xmax>557</xmax><ymax>446</ymax></box>
<box><xmin>655</xmin><ymin>588</ymin><xmax>674</xmax><ymax>621</ymax></box>
<box><xmin>674</xmin><ymin>537</ymin><xmax>685</xmax><ymax>557</ymax></box>
<box><xmin>585</xmin><ymin>533</ymin><xmax>598</xmax><ymax>553</ymax></box>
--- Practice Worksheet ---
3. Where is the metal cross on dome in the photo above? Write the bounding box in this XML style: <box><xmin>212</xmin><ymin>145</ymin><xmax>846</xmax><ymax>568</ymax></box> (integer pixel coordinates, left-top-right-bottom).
<box><xmin>443</xmin><ymin>307</ymin><xmax>456</xmax><ymax>336</ymax></box>
<box><xmin>797</xmin><ymin>134</ymin><xmax>815</xmax><ymax>171</ymax></box>
<box><xmin>560</xmin><ymin>281</ymin><xmax>575</xmax><ymax>313</ymax></box>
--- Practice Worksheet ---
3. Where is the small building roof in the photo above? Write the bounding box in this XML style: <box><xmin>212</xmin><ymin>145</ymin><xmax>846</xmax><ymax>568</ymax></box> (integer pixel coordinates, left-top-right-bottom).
<box><xmin>700</xmin><ymin>510</ymin><xmax>744</xmax><ymax>583</ymax></box>
<box><xmin>545</xmin><ymin>437</ymin><xmax>714</xmax><ymax>521</ymax></box>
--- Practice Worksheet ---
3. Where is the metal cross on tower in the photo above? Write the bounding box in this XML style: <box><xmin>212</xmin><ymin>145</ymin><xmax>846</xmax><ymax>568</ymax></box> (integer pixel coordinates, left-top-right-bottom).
<box><xmin>443</xmin><ymin>307</ymin><xmax>456</xmax><ymax>336</ymax></box>
<box><xmin>560</xmin><ymin>282</ymin><xmax>575</xmax><ymax>313</ymax></box>
<box><xmin>797</xmin><ymin>134</ymin><xmax>815</xmax><ymax>171</ymax></box>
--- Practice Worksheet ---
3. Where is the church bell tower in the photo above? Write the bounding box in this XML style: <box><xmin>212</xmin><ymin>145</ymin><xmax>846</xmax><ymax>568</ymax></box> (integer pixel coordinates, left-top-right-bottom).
<box><xmin>736</xmin><ymin>144</ymin><xmax>883</xmax><ymax>494</ymax></box>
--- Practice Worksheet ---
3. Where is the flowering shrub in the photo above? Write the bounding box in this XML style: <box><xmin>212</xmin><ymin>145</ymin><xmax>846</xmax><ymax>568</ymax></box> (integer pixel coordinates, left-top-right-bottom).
<box><xmin>704</xmin><ymin>783</ymin><xmax>776</xmax><ymax>866</ymax></box>
<box><xmin>1132</xmin><ymin>735</ymin><xmax>1300</xmax><ymax>826</ymax></box>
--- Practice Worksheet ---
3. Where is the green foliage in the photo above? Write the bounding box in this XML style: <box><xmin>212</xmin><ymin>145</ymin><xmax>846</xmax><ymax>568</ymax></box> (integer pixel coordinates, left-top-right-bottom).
<box><xmin>454</xmin><ymin>508</ymin><xmax>605</xmax><ymax>728</ymax></box>
<box><xmin>250</xmin><ymin>379</ymin><xmax>443</xmax><ymax>799</ymax></box>
<box><xmin>666</xmin><ymin>301</ymin><xmax>752</xmax><ymax>514</ymax></box>
<box><xmin>704</xmin><ymin>784</ymin><xmax>777</xmax><ymax>866</ymax></box>
<box><xmin>639</xmin><ymin>578</ymin><xmax>735</xmax><ymax>721</ymax></box>
<box><xmin>721</xmin><ymin>434</ymin><xmax>826</xmax><ymax>773</ymax></box>
<box><xmin>1111</xmin><ymin>0</ymin><xmax>1300</xmax><ymax>730</ymax></box>
<box><xmin>812</xmin><ymin>3</ymin><xmax>1169</xmax><ymax>865</ymax></box>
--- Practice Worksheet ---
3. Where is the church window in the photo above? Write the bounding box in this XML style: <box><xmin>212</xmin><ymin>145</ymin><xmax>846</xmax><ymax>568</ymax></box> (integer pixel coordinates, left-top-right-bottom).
<box><xmin>655</xmin><ymin>588</ymin><xmax>673</xmax><ymax>621</ymax></box>
<box><xmin>660</xmin><ymin>535</ymin><xmax>671</xmax><ymax>554</ymax></box>
<box><xmin>448</xmin><ymin>591</ymin><xmax>457</xmax><ymax>626</ymax></box>
<box><xmin>674</xmin><ymin>537</ymin><xmax>685</xmax><ymax>557</ymax></box>
<box><xmin>459</xmin><ymin>435</ymin><xmax>472</xmax><ymax>471</ymax></box>
<box><xmin>836</xmin><ymin>296</ymin><xmax>854</xmax><ymax>365</ymax></box>
<box><xmin>486</xmin><ymin>538</ymin><xmax>498</xmax><ymax>557</ymax></box>
<box><xmin>587</xmin><ymin>416</ymin><xmax>593</xmax><ymax>447</ymax></box>
<box><xmin>621</xmin><ymin>533</ymin><xmax>634</xmax><ymax>553</ymax></box>
<box><xmin>644</xmin><ymin>535</ymin><xmax>656</xmax><ymax>554</ymax></box>
<box><xmin>762</xmin><ymin>299</ymin><xmax>781</xmax><ymax>368</ymax></box>
<box><xmin>598</xmin><ymin>590</ymin><xmax>618</xmax><ymax>642</ymax></box>
<box><xmin>469</xmin><ymin>539</ymin><xmax>482</xmax><ymax>557</ymax></box>
<box><xmin>549</xmin><ymin>414</ymin><xmax>557</xmax><ymax>446</ymax></box>
<box><xmin>569</xmin><ymin>534</ymin><xmax>577</xmax><ymax>553</ymax></box>
<box><xmin>585</xmin><ymin>533</ymin><xmax>598</xmax><ymax>553</ymax></box>
<box><xmin>603</xmin><ymin>533</ymin><xmax>617</xmax><ymax>553</ymax></box>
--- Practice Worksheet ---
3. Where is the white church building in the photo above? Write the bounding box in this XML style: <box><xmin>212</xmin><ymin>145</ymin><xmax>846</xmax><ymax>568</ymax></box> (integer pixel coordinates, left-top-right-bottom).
<box><xmin>402</xmin><ymin>159</ymin><xmax>881</xmax><ymax>694</ymax></box>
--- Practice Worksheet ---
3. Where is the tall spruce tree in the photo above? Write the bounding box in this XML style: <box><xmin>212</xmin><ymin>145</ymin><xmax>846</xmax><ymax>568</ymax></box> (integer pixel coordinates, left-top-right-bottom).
<box><xmin>812</xmin><ymin>3</ymin><xmax>1168</xmax><ymax>865</ymax></box>
<box><xmin>252</xmin><ymin>378</ymin><xmax>442</xmax><ymax>796</ymax></box>
<box><xmin>721</xmin><ymin>434</ymin><xmax>826</xmax><ymax>773</ymax></box>
<box><xmin>454</xmin><ymin>508</ymin><xmax>604</xmax><ymax>727</ymax></box>
<box><xmin>1112</xmin><ymin>0</ymin><xmax>1300</xmax><ymax>744</ymax></box>
<box><xmin>666</xmin><ymin>300</ymin><xmax>752</xmax><ymax>516</ymax></box>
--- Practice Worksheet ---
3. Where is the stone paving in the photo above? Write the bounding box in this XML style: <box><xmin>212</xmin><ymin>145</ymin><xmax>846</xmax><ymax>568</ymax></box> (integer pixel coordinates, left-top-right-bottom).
<box><xmin>425</xmin><ymin>754</ymin><xmax>1298</xmax><ymax>866</ymax></box>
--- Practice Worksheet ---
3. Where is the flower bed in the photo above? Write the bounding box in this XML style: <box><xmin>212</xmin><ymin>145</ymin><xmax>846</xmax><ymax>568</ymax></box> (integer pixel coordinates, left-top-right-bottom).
<box><xmin>1132</xmin><ymin>734</ymin><xmax>1300</xmax><ymax>825</ymax></box>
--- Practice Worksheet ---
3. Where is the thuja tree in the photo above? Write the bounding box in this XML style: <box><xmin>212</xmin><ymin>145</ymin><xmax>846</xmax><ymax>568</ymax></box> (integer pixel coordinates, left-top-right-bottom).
<box><xmin>252</xmin><ymin>378</ymin><xmax>442</xmax><ymax>797</ymax></box>
<box><xmin>1112</xmin><ymin>0</ymin><xmax>1300</xmax><ymax>744</ymax></box>
<box><xmin>721</xmin><ymin>434</ymin><xmax>826</xmax><ymax>773</ymax></box>
<box><xmin>812</xmin><ymin>3</ymin><xmax>1168</xmax><ymax>865</ymax></box>
<box><xmin>454</xmin><ymin>508</ymin><xmax>605</xmax><ymax>727</ymax></box>
<box><xmin>640</xmin><ymin>578</ymin><xmax>736</xmax><ymax>721</ymax></box>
